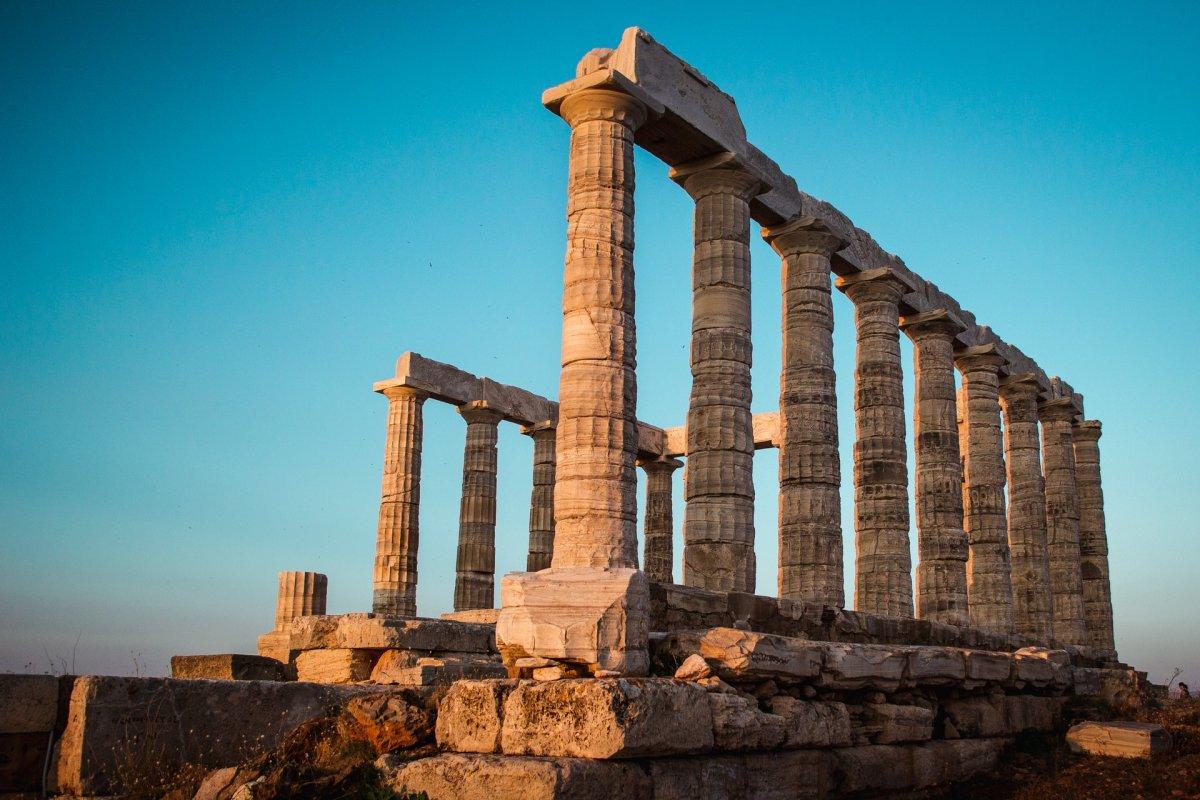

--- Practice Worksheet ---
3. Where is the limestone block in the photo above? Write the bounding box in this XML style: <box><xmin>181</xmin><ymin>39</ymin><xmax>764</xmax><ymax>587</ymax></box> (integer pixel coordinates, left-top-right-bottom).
<box><xmin>1072</xmin><ymin>667</ymin><xmax>1104</xmax><ymax>696</ymax></box>
<box><xmin>289</xmin><ymin>614</ymin><xmax>495</xmax><ymax>654</ymax></box>
<box><xmin>833</xmin><ymin>739</ymin><xmax>1007</xmax><ymax>794</ymax></box>
<box><xmin>436</xmin><ymin>679</ymin><xmax>517</xmax><ymax>753</ymax></box>
<box><xmin>963</xmin><ymin>649</ymin><xmax>1013</xmax><ymax>682</ymax></box>
<box><xmin>1067</xmin><ymin>721</ymin><xmax>1172</xmax><ymax>758</ymax></box>
<box><xmin>0</xmin><ymin>674</ymin><xmax>59</xmax><ymax>733</ymax></box>
<box><xmin>338</xmin><ymin>692</ymin><xmax>433</xmax><ymax>755</ymax></box>
<box><xmin>707</xmin><ymin>693</ymin><xmax>785</xmax><ymax>751</ymax></box>
<box><xmin>906</xmin><ymin>647</ymin><xmax>966</xmax><ymax>685</ymax></box>
<box><xmin>698</xmin><ymin>628</ymin><xmax>823</xmax><ymax>683</ymax></box>
<box><xmin>766</xmin><ymin>696</ymin><xmax>852</xmax><ymax>748</ymax></box>
<box><xmin>294</xmin><ymin>649</ymin><xmax>379</xmax><ymax>684</ymax></box>
<box><xmin>55</xmin><ymin>675</ymin><xmax>394</xmax><ymax>795</ymax></box>
<box><xmin>648</xmin><ymin>750</ymin><xmax>830</xmax><ymax>800</ymax></box>
<box><xmin>940</xmin><ymin>696</ymin><xmax>1006</xmax><ymax>738</ymax></box>
<box><xmin>256</xmin><ymin>630</ymin><xmax>292</xmax><ymax>666</ymax></box>
<box><xmin>372</xmin><ymin>657</ymin><xmax>508</xmax><ymax>686</ymax></box>
<box><xmin>496</xmin><ymin>567</ymin><xmax>649</xmax><ymax>675</ymax></box>
<box><xmin>859</xmin><ymin>703</ymin><xmax>934</xmax><ymax>743</ymax></box>
<box><xmin>382</xmin><ymin>752</ymin><xmax>651</xmax><ymax>800</ymax></box>
<box><xmin>819</xmin><ymin>643</ymin><xmax>907</xmax><ymax>690</ymax></box>
<box><xmin>441</xmin><ymin>609</ymin><xmax>501</xmax><ymax>624</ymax></box>
<box><xmin>1004</xmin><ymin>695</ymin><xmax>1059</xmax><ymax>732</ymax></box>
<box><xmin>915</xmin><ymin>738</ymin><xmax>1010</xmax><ymax>786</ymax></box>
<box><xmin>169</xmin><ymin>654</ymin><xmax>285</xmax><ymax>682</ymax></box>
<box><xmin>1012</xmin><ymin>652</ymin><xmax>1055</xmax><ymax>686</ymax></box>
<box><xmin>499</xmin><ymin>678</ymin><xmax>713</xmax><ymax>758</ymax></box>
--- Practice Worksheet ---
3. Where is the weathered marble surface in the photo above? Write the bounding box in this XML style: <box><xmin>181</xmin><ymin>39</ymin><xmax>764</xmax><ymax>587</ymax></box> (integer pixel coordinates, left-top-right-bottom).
<box><xmin>1073</xmin><ymin>420</ymin><xmax>1116</xmax><ymax>658</ymax></box>
<box><xmin>372</xmin><ymin>386</ymin><xmax>425</xmax><ymax>617</ymax></box>
<box><xmin>1067</xmin><ymin>721</ymin><xmax>1172</xmax><ymax>758</ymax></box>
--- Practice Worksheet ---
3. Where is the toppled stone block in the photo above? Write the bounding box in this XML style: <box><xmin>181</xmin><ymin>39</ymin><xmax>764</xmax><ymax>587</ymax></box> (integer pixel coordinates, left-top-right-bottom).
<box><xmin>648</xmin><ymin>750</ymin><xmax>830</xmax><ymax>800</ymax></box>
<box><xmin>906</xmin><ymin>647</ymin><xmax>965</xmax><ymax>685</ymax></box>
<box><xmin>170</xmin><ymin>654</ymin><xmax>285</xmax><ymax>682</ymax></box>
<box><xmin>1067</xmin><ymin>721</ymin><xmax>1170</xmax><ymax>758</ymax></box>
<box><xmin>496</xmin><ymin>568</ymin><xmax>650</xmax><ymax>676</ymax></box>
<box><xmin>819</xmin><ymin>644</ymin><xmax>907</xmax><ymax>690</ymax></box>
<box><xmin>289</xmin><ymin>614</ymin><xmax>494</xmax><ymax>654</ymax></box>
<box><xmin>294</xmin><ymin>648</ymin><xmax>378</xmax><ymax>683</ymax></box>
<box><xmin>859</xmin><ymin>703</ymin><xmax>934</xmax><ymax>744</ymax></box>
<box><xmin>500</xmin><ymin>678</ymin><xmax>713</xmax><ymax>758</ymax></box>
<box><xmin>765</xmin><ymin>696</ymin><xmax>851</xmax><ymax>748</ymax></box>
<box><xmin>0</xmin><ymin>674</ymin><xmax>59</xmax><ymax>733</ymax></box>
<box><xmin>382</xmin><ymin>752</ymin><xmax>651</xmax><ymax>800</ymax></box>
<box><xmin>436</xmin><ymin>679</ymin><xmax>517</xmax><ymax>753</ymax></box>
<box><xmin>371</xmin><ymin>652</ymin><xmax>507</xmax><ymax>686</ymax></box>
<box><xmin>707</xmin><ymin>693</ymin><xmax>785</xmax><ymax>751</ymax></box>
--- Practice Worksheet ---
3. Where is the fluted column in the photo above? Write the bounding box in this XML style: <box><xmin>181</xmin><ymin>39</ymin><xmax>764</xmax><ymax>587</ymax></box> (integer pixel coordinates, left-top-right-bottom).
<box><xmin>522</xmin><ymin>421</ymin><xmax>556</xmax><ymax>572</ymax></box>
<box><xmin>1073</xmin><ymin>420</ymin><xmax>1116</xmax><ymax>657</ymax></box>
<box><xmin>1000</xmin><ymin>375</ymin><xmax>1055</xmax><ymax>644</ymax></box>
<box><xmin>956</xmin><ymin>345</ymin><xmax>1015</xmax><ymax>634</ymax></box>
<box><xmin>454</xmin><ymin>401</ymin><xmax>502</xmax><ymax>610</ymax></box>
<box><xmin>274</xmin><ymin>571</ymin><xmax>327</xmax><ymax>630</ymax></box>
<box><xmin>900</xmin><ymin>310</ymin><xmax>969</xmax><ymax>627</ymax></box>
<box><xmin>837</xmin><ymin>268</ymin><xmax>914</xmax><ymax>618</ymax></box>
<box><xmin>550</xmin><ymin>88</ymin><xmax>647</xmax><ymax>570</ymax></box>
<box><xmin>639</xmin><ymin>457</ymin><xmax>682</xmax><ymax>583</ymax></box>
<box><xmin>671</xmin><ymin>153</ymin><xmax>764</xmax><ymax>593</ymax></box>
<box><xmin>1039</xmin><ymin>397</ymin><xmax>1086</xmax><ymax>646</ymax></box>
<box><xmin>372</xmin><ymin>385</ymin><xmax>426</xmax><ymax>617</ymax></box>
<box><xmin>762</xmin><ymin>217</ymin><xmax>846</xmax><ymax>606</ymax></box>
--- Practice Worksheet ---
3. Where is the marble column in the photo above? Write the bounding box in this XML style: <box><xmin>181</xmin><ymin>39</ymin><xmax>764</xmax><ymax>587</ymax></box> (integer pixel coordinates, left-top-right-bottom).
<box><xmin>550</xmin><ymin>88</ymin><xmax>647</xmax><ymax>571</ymax></box>
<box><xmin>454</xmin><ymin>401</ymin><xmax>502</xmax><ymax>611</ymax></box>
<box><xmin>670</xmin><ymin>152</ymin><xmax>764</xmax><ymax>593</ymax></box>
<box><xmin>371</xmin><ymin>385</ymin><xmax>426</xmax><ymax>617</ymax></box>
<box><xmin>522</xmin><ymin>421</ymin><xmax>556</xmax><ymax>572</ymax></box>
<box><xmin>274</xmin><ymin>571</ymin><xmax>327</xmax><ymax>630</ymax></box>
<box><xmin>1039</xmin><ymin>397</ymin><xmax>1086</xmax><ymax>646</ymax></box>
<box><xmin>955</xmin><ymin>345</ymin><xmax>1015</xmax><ymax>634</ymax></box>
<box><xmin>762</xmin><ymin>217</ymin><xmax>846</xmax><ymax>606</ymax></box>
<box><xmin>639</xmin><ymin>456</ymin><xmax>682</xmax><ymax>584</ymax></box>
<box><xmin>900</xmin><ymin>310</ymin><xmax>969</xmax><ymax>627</ymax></box>
<box><xmin>1000</xmin><ymin>375</ymin><xmax>1055</xmax><ymax>644</ymax></box>
<box><xmin>837</xmin><ymin>268</ymin><xmax>914</xmax><ymax>618</ymax></box>
<box><xmin>1073</xmin><ymin>420</ymin><xmax>1116</xmax><ymax>657</ymax></box>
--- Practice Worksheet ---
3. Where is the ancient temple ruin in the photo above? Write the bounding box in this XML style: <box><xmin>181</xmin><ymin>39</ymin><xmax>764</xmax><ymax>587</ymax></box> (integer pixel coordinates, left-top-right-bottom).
<box><xmin>12</xmin><ymin>27</ymin><xmax>1147</xmax><ymax>800</ymax></box>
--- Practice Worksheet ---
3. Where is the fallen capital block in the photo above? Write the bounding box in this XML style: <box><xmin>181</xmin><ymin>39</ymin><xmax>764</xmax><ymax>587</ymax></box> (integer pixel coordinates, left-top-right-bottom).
<box><xmin>1066</xmin><ymin>721</ymin><xmax>1172</xmax><ymax>758</ymax></box>
<box><xmin>170</xmin><ymin>654</ymin><xmax>285</xmax><ymax>681</ymax></box>
<box><xmin>381</xmin><ymin>752</ymin><xmax>651</xmax><ymax>800</ymax></box>
<box><xmin>294</xmin><ymin>649</ymin><xmax>379</xmax><ymax>683</ymax></box>
<box><xmin>499</xmin><ymin>678</ymin><xmax>713</xmax><ymax>758</ymax></box>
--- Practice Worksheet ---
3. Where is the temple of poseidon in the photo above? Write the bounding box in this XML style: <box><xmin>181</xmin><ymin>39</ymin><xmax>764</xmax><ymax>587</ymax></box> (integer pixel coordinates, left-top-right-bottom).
<box><xmin>3</xmin><ymin>27</ymin><xmax>1163</xmax><ymax>800</ymax></box>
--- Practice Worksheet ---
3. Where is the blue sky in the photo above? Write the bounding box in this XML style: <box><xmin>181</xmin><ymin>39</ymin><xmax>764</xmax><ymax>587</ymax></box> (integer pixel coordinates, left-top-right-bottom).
<box><xmin>1</xmin><ymin>2</ymin><xmax>1197</xmax><ymax>684</ymax></box>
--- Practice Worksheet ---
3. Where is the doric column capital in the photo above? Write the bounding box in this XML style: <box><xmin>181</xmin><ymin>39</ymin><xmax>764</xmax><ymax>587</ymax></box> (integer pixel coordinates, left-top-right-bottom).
<box><xmin>1000</xmin><ymin>372</ymin><xmax>1042</xmax><ymax>397</ymax></box>
<box><xmin>836</xmin><ymin>267</ymin><xmax>912</xmax><ymax>305</ymax></box>
<box><xmin>668</xmin><ymin>152</ymin><xmax>766</xmax><ymax>201</ymax></box>
<box><xmin>1037</xmin><ymin>396</ymin><xmax>1078</xmax><ymax>423</ymax></box>
<box><xmin>376</xmin><ymin>383</ymin><xmax>428</xmax><ymax>404</ymax></box>
<box><xmin>761</xmin><ymin>215</ymin><xmax>847</xmax><ymax>258</ymax></box>
<box><xmin>636</xmin><ymin>455</ymin><xmax>684</xmax><ymax>473</ymax></box>
<box><xmin>954</xmin><ymin>343</ymin><xmax>1006</xmax><ymax>375</ymax></box>
<box><xmin>1072</xmin><ymin>420</ymin><xmax>1102</xmax><ymax>442</ymax></box>
<box><xmin>520</xmin><ymin>419</ymin><xmax>556</xmax><ymax>437</ymax></box>
<box><xmin>458</xmin><ymin>400</ymin><xmax>504</xmax><ymax>425</ymax></box>
<box><xmin>558</xmin><ymin>88</ymin><xmax>650</xmax><ymax>130</ymax></box>
<box><xmin>900</xmin><ymin>308</ymin><xmax>967</xmax><ymax>342</ymax></box>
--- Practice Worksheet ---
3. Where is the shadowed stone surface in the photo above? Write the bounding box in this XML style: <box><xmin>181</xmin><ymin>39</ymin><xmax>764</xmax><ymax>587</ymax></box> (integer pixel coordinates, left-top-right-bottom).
<box><xmin>639</xmin><ymin>456</ymin><xmax>681</xmax><ymax>583</ymax></box>
<box><xmin>1040</xmin><ymin>398</ymin><xmax>1086</xmax><ymax>646</ymax></box>
<box><xmin>455</xmin><ymin>402</ymin><xmax>503</xmax><ymax>611</ymax></box>
<box><xmin>383</xmin><ymin>752</ymin><xmax>651</xmax><ymax>800</ymax></box>
<box><xmin>523</xmin><ymin>421</ymin><xmax>556</xmax><ymax>572</ymax></box>
<box><xmin>170</xmin><ymin>654</ymin><xmax>285</xmax><ymax>682</ymax></box>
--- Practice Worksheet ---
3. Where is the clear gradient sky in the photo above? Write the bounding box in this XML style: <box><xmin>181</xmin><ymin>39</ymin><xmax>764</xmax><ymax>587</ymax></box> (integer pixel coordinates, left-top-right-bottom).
<box><xmin>2</xmin><ymin>2</ymin><xmax>1197</xmax><ymax>684</ymax></box>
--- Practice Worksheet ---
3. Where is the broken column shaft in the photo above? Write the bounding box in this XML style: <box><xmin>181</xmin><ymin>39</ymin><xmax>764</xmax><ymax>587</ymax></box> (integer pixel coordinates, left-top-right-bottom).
<box><xmin>639</xmin><ymin>456</ymin><xmax>682</xmax><ymax>584</ymax></box>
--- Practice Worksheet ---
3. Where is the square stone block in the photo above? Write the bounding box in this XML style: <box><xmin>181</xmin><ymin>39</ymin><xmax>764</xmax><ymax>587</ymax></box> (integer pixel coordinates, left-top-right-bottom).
<box><xmin>382</xmin><ymin>753</ymin><xmax>651</xmax><ymax>800</ymax></box>
<box><xmin>294</xmin><ymin>649</ymin><xmax>379</xmax><ymax>684</ymax></box>
<box><xmin>1067</xmin><ymin>721</ymin><xmax>1170</xmax><ymax>758</ymax></box>
<box><xmin>496</xmin><ymin>567</ymin><xmax>650</xmax><ymax>675</ymax></box>
<box><xmin>169</xmin><ymin>654</ymin><xmax>285</xmax><ymax>682</ymax></box>
<box><xmin>0</xmin><ymin>675</ymin><xmax>59</xmax><ymax>733</ymax></box>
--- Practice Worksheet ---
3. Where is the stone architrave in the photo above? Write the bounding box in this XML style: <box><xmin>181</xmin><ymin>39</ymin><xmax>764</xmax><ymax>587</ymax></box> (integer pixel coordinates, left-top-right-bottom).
<box><xmin>274</xmin><ymin>571</ymin><xmax>327</xmax><ymax>629</ymax></box>
<box><xmin>670</xmin><ymin>152</ymin><xmax>765</xmax><ymax>593</ymax></box>
<box><xmin>496</xmin><ymin>78</ymin><xmax>662</xmax><ymax>676</ymax></box>
<box><xmin>955</xmin><ymin>345</ymin><xmax>1015</xmax><ymax>634</ymax></box>
<box><xmin>900</xmin><ymin>310</ymin><xmax>969</xmax><ymax>627</ymax></box>
<box><xmin>1039</xmin><ymin>397</ymin><xmax>1086</xmax><ymax>646</ymax></box>
<box><xmin>1073</xmin><ymin>420</ymin><xmax>1116</xmax><ymax>657</ymax></box>
<box><xmin>999</xmin><ymin>375</ymin><xmax>1055</xmax><ymax>644</ymax></box>
<box><xmin>837</xmin><ymin>268</ymin><xmax>914</xmax><ymax>618</ymax></box>
<box><xmin>639</xmin><ymin>456</ymin><xmax>682</xmax><ymax>584</ymax></box>
<box><xmin>454</xmin><ymin>401</ymin><xmax>503</xmax><ymax>611</ymax></box>
<box><xmin>521</xmin><ymin>421</ymin><xmax>556</xmax><ymax>572</ymax></box>
<box><xmin>762</xmin><ymin>216</ymin><xmax>847</xmax><ymax>607</ymax></box>
<box><xmin>372</xmin><ymin>386</ymin><xmax>426</xmax><ymax>617</ymax></box>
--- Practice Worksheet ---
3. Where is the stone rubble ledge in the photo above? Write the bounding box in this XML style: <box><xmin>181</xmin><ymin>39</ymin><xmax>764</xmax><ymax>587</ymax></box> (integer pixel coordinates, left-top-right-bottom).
<box><xmin>381</xmin><ymin>738</ymin><xmax>1010</xmax><ymax>800</ymax></box>
<box><xmin>433</xmin><ymin>677</ymin><xmax>1061</xmax><ymax>761</ymax></box>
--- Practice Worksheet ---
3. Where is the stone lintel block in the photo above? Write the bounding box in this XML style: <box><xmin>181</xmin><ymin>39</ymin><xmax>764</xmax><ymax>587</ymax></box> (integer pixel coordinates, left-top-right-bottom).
<box><xmin>436</xmin><ymin>679</ymin><xmax>518</xmax><ymax>754</ymax></box>
<box><xmin>382</xmin><ymin>752</ymin><xmax>651</xmax><ymax>800</ymax></box>
<box><xmin>0</xmin><ymin>674</ymin><xmax>59</xmax><ymax>733</ymax></box>
<box><xmin>169</xmin><ymin>654</ymin><xmax>286</xmax><ymax>682</ymax></box>
<box><xmin>648</xmin><ymin>750</ymin><xmax>831</xmax><ymax>800</ymax></box>
<box><xmin>819</xmin><ymin>644</ymin><xmax>908</xmax><ymax>690</ymax></box>
<box><xmin>294</xmin><ymin>649</ymin><xmax>380</xmax><ymax>684</ymax></box>
<box><xmin>288</xmin><ymin>614</ymin><xmax>495</xmax><ymax>654</ymax></box>
<box><xmin>499</xmin><ymin>678</ymin><xmax>713</xmax><ymax>759</ymax></box>
<box><xmin>496</xmin><ymin>567</ymin><xmax>650</xmax><ymax>675</ymax></box>
<box><xmin>1067</xmin><ymin>721</ymin><xmax>1172</xmax><ymax>758</ymax></box>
